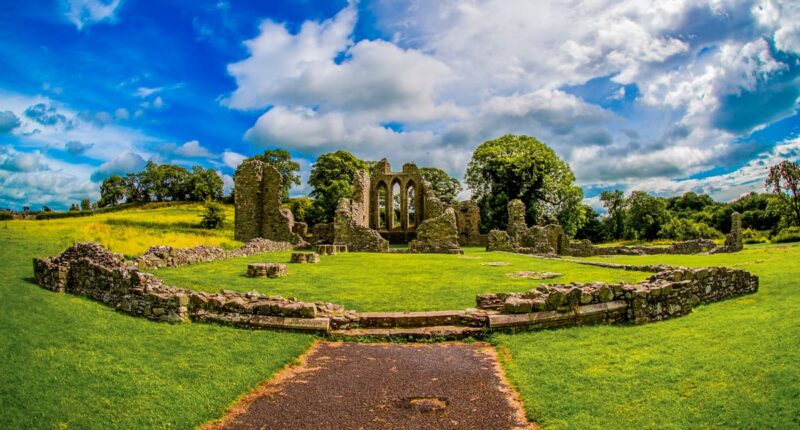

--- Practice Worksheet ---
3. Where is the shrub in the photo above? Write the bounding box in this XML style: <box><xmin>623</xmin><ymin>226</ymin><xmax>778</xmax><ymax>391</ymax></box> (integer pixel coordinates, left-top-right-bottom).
<box><xmin>742</xmin><ymin>228</ymin><xmax>769</xmax><ymax>244</ymax></box>
<box><xmin>199</xmin><ymin>200</ymin><xmax>226</xmax><ymax>229</ymax></box>
<box><xmin>658</xmin><ymin>217</ymin><xmax>722</xmax><ymax>241</ymax></box>
<box><xmin>772</xmin><ymin>226</ymin><xmax>800</xmax><ymax>243</ymax></box>
<box><xmin>0</xmin><ymin>211</ymin><xmax>13</xmax><ymax>221</ymax></box>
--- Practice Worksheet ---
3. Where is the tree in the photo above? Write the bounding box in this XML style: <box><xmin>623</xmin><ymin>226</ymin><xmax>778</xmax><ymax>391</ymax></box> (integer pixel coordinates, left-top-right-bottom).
<box><xmin>625</xmin><ymin>191</ymin><xmax>670</xmax><ymax>240</ymax></box>
<box><xmin>288</xmin><ymin>197</ymin><xmax>313</xmax><ymax>223</ymax></box>
<box><xmin>124</xmin><ymin>172</ymin><xmax>148</xmax><ymax>203</ymax></box>
<box><xmin>250</xmin><ymin>149</ymin><xmax>300</xmax><ymax>202</ymax></box>
<box><xmin>766</xmin><ymin>160</ymin><xmax>800</xmax><ymax>226</ymax></box>
<box><xmin>307</xmin><ymin>150</ymin><xmax>368</xmax><ymax>225</ymax></box>
<box><xmin>465</xmin><ymin>134</ymin><xmax>584</xmax><ymax>235</ymax></box>
<box><xmin>199</xmin><ymin>200</ymin><xmax>226</xmax><ymax>229</ymax></box>
<box><xmin>419</xmin><ymin>167</ymin><xmax>462</xmax><ymax>204</ymax></box>
<box><xmin>574</xmin><ymin>205</ymin><xmax>607</xmax><ymax>243</ymax></box>
<box><xmin>600</xmin><ymin>190</ymin><xmax>626</xmax><ymax>240</ymax></box>
<box><xmin>80</xmin><ymin>199</ymin><xmax>91</xmax><ymax>211</ymax></box>
<box><xmin>189</xmin><ymin>166</ymin><xmax>224</xmax><ymax>201</ymax></box>
<box><xmin>141</xmin><ymin>161</ymin><xmax>191</xmax><ymax>201</ymax></box>
<box><xmin>98</xmin><ymin>175</ymin><xmax>127</xmax><ymax>207</ymax></box>
<box><xmin>69</xmin><ymin>203</ymin><xmax>80</xmax><ymax>212</ymax></box>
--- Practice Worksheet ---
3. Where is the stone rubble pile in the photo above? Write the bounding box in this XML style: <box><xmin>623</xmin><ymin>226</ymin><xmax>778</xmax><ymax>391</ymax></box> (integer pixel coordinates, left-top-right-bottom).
<box><xmin>136</xmin><ymin>238</ymin><xmax>293</xmax><ymax>270</ymax></box>
<box><xmin>246</xmin><ymin>263</ymin><xmax>288</xmax><ymax>278</ymax></box>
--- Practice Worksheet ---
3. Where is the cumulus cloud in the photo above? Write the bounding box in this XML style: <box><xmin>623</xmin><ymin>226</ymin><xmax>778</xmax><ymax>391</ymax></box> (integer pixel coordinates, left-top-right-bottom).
<box><xmin>61</xmin><ymin>0</ymin><xmax>122</xmax><ymax>30</ymax></box>
<box><xmin>65</xmin><ymin>140</ymin><xmax>93</xmax><ymax>155</ymax></box>
<box><xmin>173</xmin><ymin>140</ymin><xmax>213</xmax><ymax>158</ymax></box>
<box><xmin>0</xmin><ymin>149</ymin><xmax>46</xmax><ymax>172</ymax></box>
<box><xmin>90</xmin><ymin>151</ymin><xmax>146</xmax><ymax>181</ymax></box>
<box><xmin>222</xmin><ymin>150</ymin><xmax>246</xmax><ymax>169</ymax></box>
<box><xmin>0</xmin><ymin>111</ymin><xmax>21</xmax><ymax>133</ymax></box>
<box><xmin>24</xmin><ymin>103</ymin><xmax>67</xmax><ymax>126</ymax></box>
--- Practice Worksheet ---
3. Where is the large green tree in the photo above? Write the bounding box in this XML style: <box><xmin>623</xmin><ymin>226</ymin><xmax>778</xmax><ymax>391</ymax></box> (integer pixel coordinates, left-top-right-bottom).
<box><xmin>141</xmin><ymin>161</ymin><xmax>191</xmax><ymax>201</ymax></box>
<box><xmin>625</xmin><ymin>191</ymin><xmax>670</xmax><ymax>240</ymax></box>
<box><xmin>766</xmin><ymin>160</ymin><xmax>800</xmax><ymax>226</ymax></box>
<box><xmin>419</xmin><ymin>167</ymin><xmax>462</xmax><ymax>204</ymax></box>
<box><xmin>600</xmin><ymin>189</ymin><xmax>626</xmax><ymax>240</ymax></box>
<box><xmin>98</xmin><ymin>175</ymin><xmax>127</xmax><ymax>207</ymax></box>
<box><xmin>307</xmin><ymin>150</ymin><xmax>368</xmax><ymax>225</ymax></box>
<box><xmin>465</xmin><ymin>134</ymin><xmax>584</xmax><ymax>235</ymax></box>
<box><xmin>188</xmin><ymin>166</ymin><xmax>224</xmax><ymax>201</ymax></box>
<box><xmin>249</xmin><ymin>149</ymin><xmax>300</xmax><ymax>202</ymax></box>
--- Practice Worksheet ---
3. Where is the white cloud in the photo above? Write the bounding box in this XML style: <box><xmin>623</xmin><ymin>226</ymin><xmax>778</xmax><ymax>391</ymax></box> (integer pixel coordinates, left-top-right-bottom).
<box><xmin>0</xmin><ymin>111</ymin><xmax>21</xmax><ymax>133</ymax></box>
<box><xmin>0</xmin><ymin>149</ymin><xmax>46</xmax><ymax>172</ymax></box>
<box><xmin>91</xmin><ymin>151</ymin><xmax>146</xmax><ymax>181</ymax></box>
<box><xmin>114</xmin><ymin>107</ymin><xmax>129</xmax><ymax>120</ymax></box>
<box><xmin>62</xmin><ymin>0</ymin><xmax>122</xmax><ymax>30</ymax></box>
<box><xmin>222</xmin><ymin>150</ymin><xmax>246</xmax><ymax>169</ymax></box>
<box><xmin>174</xmin><ymin>140</ymin><xmax>213</xmax><ymax>158</ymax></box>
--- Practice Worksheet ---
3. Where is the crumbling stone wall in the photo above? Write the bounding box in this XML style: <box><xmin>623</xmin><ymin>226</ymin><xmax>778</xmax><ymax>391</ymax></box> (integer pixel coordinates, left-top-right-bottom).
<box><xmin>334</xmin><ymin>197</ymin><xmax>389</xmax><ymax>252</ymax></box>
<box><xmin>136</xmin><ymin>238</ymin><xmax>293</xmax><ymax>270</ymax></box>
<box><xmin>453</xmin><ymin>201</ymin><xmax>483</xmax><ymax>246</ymax></box>
<box><xmin>478</xmin><ymin>266</ymin><xmax>758</xmax><ymax>325</ymax></box>
<box><xmin>33</xmin><ymin>242</ymin><xmax>355</xmax><ymax>330</ymax></box>
<box><xmin>312</xmin><ymin>223</ymin><xmax>334</xmax><ymax>245</ymax></box>
<box><xmin>711</xmin><ymin>212</ymin><xmax>743</xmax><ymax>253</ymax></box>
<box><xmin>487</xmin><ymin>199</ymin><xmax>567</xmax><ymax>255</ymax></box>
<box><xmin>234</xmin><ymin>159</ymin><xmax>304</xmax><ymax>245</ymax></box>
<box><xmin>408</xmin><ymin>207</ymin><xmax>462</xmax><ymax>254</ymax></box>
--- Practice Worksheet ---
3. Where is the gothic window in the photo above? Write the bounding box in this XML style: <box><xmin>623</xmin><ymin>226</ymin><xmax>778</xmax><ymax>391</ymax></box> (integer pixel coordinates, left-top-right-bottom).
<box><xmin>407</xmin><ymin>182</ymin><xmax>416</xmax><ymax>228</ymax></box>
<box><xmin>392</xmin><ymin>181</ymin><xmax>402</xmax><ymax>229</ymax></box>
<box><xmin>378</xmin><ymin>183</ymin><xmax>388</xmax><ymax>229</ymax></box>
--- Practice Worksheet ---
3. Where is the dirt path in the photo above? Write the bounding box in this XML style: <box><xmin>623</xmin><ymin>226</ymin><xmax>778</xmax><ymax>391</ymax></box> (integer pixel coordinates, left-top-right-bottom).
<box><xmin>210</xmin><ymin>341</ymin><xmax>533</xmax><ymax>430</ymax></box>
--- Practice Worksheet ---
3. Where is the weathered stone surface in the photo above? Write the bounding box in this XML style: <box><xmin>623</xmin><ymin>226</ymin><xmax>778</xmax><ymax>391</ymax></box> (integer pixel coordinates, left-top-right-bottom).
<box><xmin>315</xmin><ymin>244</ymin><xmax>348</xmax><ymax>255</ymax></box>
<box><xmin>408</xmin><ymin>207</ymin><xmax>462</xmax><ymax>254</ymax></box>
<box><xmin>311</xmin><ymin>222</ymin><xmax>334</xmax><ymax>245</ymax></box>
<box><xmin>506</xmin><ymin>199</ymin><xmax>527</xmax><ymax>242</ymax></box>
<box><xmin>711</xmin><ymin>212</ymin><xmax>743</xmax><ymax>254</ymax></box>
<box><xmin>247</xmin><ymin>263</ymin><xmax>288</xmax><ymax>278</ymax></box>
<box><xmin>290</xmin><ymin>252</ymin><xmax>320</xmax><ymax>264</ymax></box>
<box><xmin>453</xmin><ymin>200</ymin><xmax>483</xmax><ymax>246</ymax></box>
<box><xmin>669</xmin><ymin>239</ymin><xmax>716</xmax><ymax>254</ymax></box>
<box><xmin>334</xmin><ymin>195</ymin><xmax>389</xmax><ymax>252</ymax></box>
<box><xmin>136</xmin><ymin>238</ymin><xmax>292</xmax><ymax>270</ymax></box>
<box><xmin>486</xmin><ymin>230</ymin><xmax>515</xmax><ymax>252</ymax></box>
<box><xmin>292</xmin><ymin>222</ymin><xmax>308</xmax><ymax>238</ymax></box>
<box><xmin>234</xmin><ymin>159</ymin><xmax>305</xmax><ymax>245</ymax></box>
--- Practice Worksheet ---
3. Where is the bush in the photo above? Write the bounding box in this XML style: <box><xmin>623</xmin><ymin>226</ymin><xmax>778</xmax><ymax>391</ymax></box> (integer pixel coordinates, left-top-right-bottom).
<box><xmin>742</xmin><ymin>228</ymin><xmax>769</xmax><ymax>244</ymax></box>
<box><xmin>658</xmin><ymin>217</ymin><xmax>722</xmax><ymax>241</ymax></box>
<box><xmin>772</xmin><ymin>226</ymin><xmax>800</xmax><ymax>243</ymax></box>
<box><xmin>0</xmin><ymin>211</ymin><xmax>13</xmax><ymax>221</ymax></box>
<box><xmin>199</xmin><ymin>200</ymin><xmax>226</xmax><ymax>229</ymax></box>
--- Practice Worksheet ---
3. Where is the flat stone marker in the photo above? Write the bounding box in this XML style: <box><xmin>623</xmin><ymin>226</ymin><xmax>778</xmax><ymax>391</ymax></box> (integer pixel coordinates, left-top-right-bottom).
<box><xmin>315</xmin><ymin>244</ymin><xmax>348</xmax><ymax>255</ymax></box>
<box><xmin>214</xmin><ymin>342</ymin><xmax>531</xmax><ymax>430</ymax></box>
<box><xmin>246</xmin><ymin>263</ymin><xmax>287</xmax><ymax>278</ymax></box>
<box><xmin>290</xmin><ymin>252</ymin><xmax>320</xmax><ymax>264</ymax></box>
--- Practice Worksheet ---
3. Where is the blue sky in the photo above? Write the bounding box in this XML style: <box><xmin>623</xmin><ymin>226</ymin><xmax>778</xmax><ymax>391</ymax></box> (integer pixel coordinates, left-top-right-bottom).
<box><xmin>0</xmin><ymin>0</ymin><xmax>798</xmax><ymax>210</ymax></box>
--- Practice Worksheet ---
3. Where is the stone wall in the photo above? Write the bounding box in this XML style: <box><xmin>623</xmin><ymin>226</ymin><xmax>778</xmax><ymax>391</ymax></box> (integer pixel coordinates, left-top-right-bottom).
<box><xmin>33</xmin><ymin>242</ymin><xmax>353</xmax><ymax>330</ymax></box>
<box><xmin>453</xmin><ymin>201</ymin><xmax>483</xmax><ymax>246</ymax></box>
<box><xmin>334</xmin><ymin>197</ymin><xmax>389</xmax><ymax>252</ymax></box>
<box><xmin>712</xmin><ymin>211</ymin><xmax>743</xmax><ymax>253</ymax></box>
<box><xmin>408</xmin><ymin>207</ymin><xmax>462</xmax><ymax>254</ymax></box>
<box><xmin>477</xmin><ymin>266</ymin><xmax>758</xmax><ymax>326</ymax></box>
<box><xmin>487</xmin><ymin>199</ymin><xmax>567</xmax><ymax>255</ymax></box>
<box><xmin>136</xmin><ymin>238</ymin><xmax>294</xmax><ymax>270</ymax></box>
<box><xmin>234</xmin><ymin>159</ymin><xmax>305</xmax><ymax>245</ymax></box>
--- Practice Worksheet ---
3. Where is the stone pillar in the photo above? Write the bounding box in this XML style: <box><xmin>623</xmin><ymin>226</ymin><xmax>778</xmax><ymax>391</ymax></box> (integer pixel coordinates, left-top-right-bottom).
<box><xmin>725</xmin><ymin>211</ymin><xmax>743</xmax><ymax>252</ymax></box>
<box><xmin>234</xmin><ymin>160</ymin><xmax>264</xmax><ymax>242</ymax></box>
<box><xmin>506</xmin><ymin>199</ymin><xmax>527</xmax><ymax>243</ymax></box>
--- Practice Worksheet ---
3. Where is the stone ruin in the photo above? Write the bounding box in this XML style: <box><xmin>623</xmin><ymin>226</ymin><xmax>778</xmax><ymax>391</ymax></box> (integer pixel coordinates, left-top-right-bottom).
<box><xmin>487</xmin><ymin>199</ymin><xmax>744</xmax><ymax>257</ymax></box>
<box><xmin>234</xmin><ymin>159</ymin><xmax>305</xmax><ymax>245</ymax></box>
<box><xmin>313</xmin><ymin>159</ymin><xmax>484</xmax><ymax>253</ymax></box>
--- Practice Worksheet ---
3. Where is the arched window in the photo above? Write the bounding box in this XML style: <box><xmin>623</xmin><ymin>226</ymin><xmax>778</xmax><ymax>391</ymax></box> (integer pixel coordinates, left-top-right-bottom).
<box><xmin>407</xmin><ymin>182</ymin><xmax>416</xmax><ymax>228</ymax></box>
<box><xmin>378</xmin><ymin>183</ymin><xmax>388</xmax><ymax>229</ymax></box>
<box><xmin>392</xmin><ymin>181</ymin><xmax>402</xmax><ymax>229</ymax></box>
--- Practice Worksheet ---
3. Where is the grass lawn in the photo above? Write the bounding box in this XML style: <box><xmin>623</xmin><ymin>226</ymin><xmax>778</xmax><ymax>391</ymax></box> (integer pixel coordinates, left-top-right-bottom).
<box><xmin>495</xmin><ymin>243</ymin><xmax>800</xmax><ymax>429</ymax></box>
<box><xmin>0</xmin><ymin>205</ymin><xmax>314</xmax><ymax>429</ymax></box>
<box><xmin>154</xmin><ymin>249</ymin><xmax>650</xmax><ymax>312</ymax></box>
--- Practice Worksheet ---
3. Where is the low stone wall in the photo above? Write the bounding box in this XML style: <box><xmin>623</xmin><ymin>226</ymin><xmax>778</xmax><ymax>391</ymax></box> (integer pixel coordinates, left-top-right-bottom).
<box><xmin>33</xmin><ymin>242</ymin><xmax>350</xmax><ymax>330</ymax></box>
<box><xmin>136</xmin><ymin>238</ymin><xmax>293</xmax><ymax>270</ymax></box>
<box><xmin>477</xmin><ymin>266</ymin><xmax>758</xmax><ymax>327</ymax></box>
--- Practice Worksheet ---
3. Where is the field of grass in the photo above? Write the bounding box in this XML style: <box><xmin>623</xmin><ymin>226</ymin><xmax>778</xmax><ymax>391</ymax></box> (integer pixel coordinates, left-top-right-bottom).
<box><xmin>0</xmin><ymin>204</ymin><xmax>313</xmax><ymax>429</ymax></box>
<box><xmin>495</xmin><ymin>243</ymin><xmax>800</xmax><ymax>429</ymax></box>
<box><xmin>2</xmin><ymin>203</ymin><xmax>798</xmax><ymax>429</ymax></box>
<box><xmin>154</xmin><ymin>249</ymin><xmax>650</xmax><ymax>312</ymax></box>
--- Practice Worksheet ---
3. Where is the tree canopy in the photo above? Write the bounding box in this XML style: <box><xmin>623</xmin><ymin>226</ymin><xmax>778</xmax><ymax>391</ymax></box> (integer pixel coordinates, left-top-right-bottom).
<box><xmin>419</xmin><ymin>167</ymin><xmax>462</xmax><ymax>204</ymax></box>
<box><xmin>465</xmin><ymin>134</ymin><xmax>584</xmax><ymax>235</ymax></box>
<box><xmin>307</xmin><ymin>150</ymin><xmax>368</xmax><ymax>225</ymax></box>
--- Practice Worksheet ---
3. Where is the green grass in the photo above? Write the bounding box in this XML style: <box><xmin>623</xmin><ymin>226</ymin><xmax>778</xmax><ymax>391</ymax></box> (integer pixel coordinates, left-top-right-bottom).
<box><xmin>154</xmin><ymin>249</ymin><xmax>650</xmax><ymax>312</ymax></box>
<box><xmin>0</xmin><ymin>207</ymin><xmax>314</xmax><ymax>429</ymax></box>
<box><xmin>4</xmin><ymin>203</ymin><xmax>799</xmax><ymax>429</ymax></box>
<box><xmin>495</xmin><ymin>243</ymin><xmax>800</xmax><ymax>429</ymax></box>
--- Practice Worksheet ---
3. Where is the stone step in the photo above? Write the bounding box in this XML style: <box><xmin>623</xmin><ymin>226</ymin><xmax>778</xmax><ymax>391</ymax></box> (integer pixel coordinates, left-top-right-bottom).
<box><xmin>357</xmin><ymin>310</ymin><xmax>471</xmax><ymax>328</ymax></box>
<box><xmin>330</xmin><ymin>325</ymin><xmax>484</xmax><ymax>341</ymax></box>
<box><xmin>488</xmin><ymin>300</ymin><xmax>628</xmax><ymax>330</ymax></box>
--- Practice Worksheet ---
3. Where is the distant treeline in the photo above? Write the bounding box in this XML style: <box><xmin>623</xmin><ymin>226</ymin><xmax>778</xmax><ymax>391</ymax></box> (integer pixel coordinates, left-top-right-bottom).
<box><xmin>98</xmin><ymin>161</ymin><xmax>224</xmax><ymax>207</ymax></box>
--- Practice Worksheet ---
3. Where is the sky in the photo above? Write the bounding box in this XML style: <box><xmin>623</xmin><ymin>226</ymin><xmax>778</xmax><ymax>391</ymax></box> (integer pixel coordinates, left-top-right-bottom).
<box><xmin>0</xmin><ymin>0</ymin><xmax>799</xmax><ymax>211</ymax></box>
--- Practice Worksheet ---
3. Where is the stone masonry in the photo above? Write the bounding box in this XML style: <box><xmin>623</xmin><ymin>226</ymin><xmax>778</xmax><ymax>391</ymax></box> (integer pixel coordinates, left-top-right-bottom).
<box><xmin>408</xmin><ymin>207</ymin><xmax>462</xmax><ymax>254</ymax></box>
<box><xmin>234</xmin><ymin>159</ymin><xmax>305</xmax><ymax>245</ymax></box>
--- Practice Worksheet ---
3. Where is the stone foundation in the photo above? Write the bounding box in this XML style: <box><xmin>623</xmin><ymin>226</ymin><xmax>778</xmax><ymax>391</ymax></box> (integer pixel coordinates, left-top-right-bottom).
<box><xmin>315</xmin><ymin>244</ymin><xmax>348</xmax><ymax>255</ymax></box>
<box><xmin>247</xmin><ymin>263</ymin><xmax>288</xmax><ymax>278</ymax></box>
<box><xmin>408</xmin><ymin>207</ymin><xmax>462</xmax><ymax>254</ymax></box>
<box><xmin>290</xmin><ymin>252</ymin><xmax>320</xmax><ymax>264</ymax></box>
<box><xmin>136</xmin><ymin>238</ymin><xmax>293</xmax><ymax>270</ymax></box>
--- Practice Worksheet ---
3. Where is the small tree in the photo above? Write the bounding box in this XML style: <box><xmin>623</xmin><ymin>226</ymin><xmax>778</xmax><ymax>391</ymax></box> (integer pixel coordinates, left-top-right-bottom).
<box><xmin>98</xmin><ymin>175</ymin><xmax>127</xmax><ymax>207</ymax></box>
<box><xmin>69</xmin><ymin>203</ymin><xmax>80</xmax><ymax>212</ymax></box>
<box><xmin>199</xmin><ymin>200</ymin><xmax>226</xmax><ymax>229</ymax></box>
<box><xmin>600</xmin><ymin>190</ymin><xmax>626</xmax><ymax>240</ymax></box>
<box><xmin>307</xmin><ymin>150</ymin><xmax>368</xmax><ymax>225</ymax></box>
<box><xmin>766</xmin><ymin>160</ymin><xmax>800</xmax><ymax>227</ymax></box>
<box><xmin>80</xmin><ymin>198</ymin><xmax>92</xmax><ymax>211</ymax></box>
